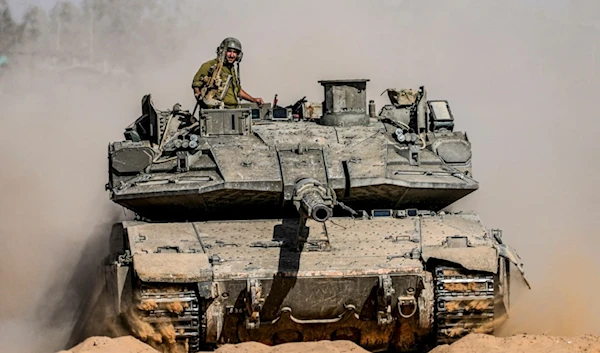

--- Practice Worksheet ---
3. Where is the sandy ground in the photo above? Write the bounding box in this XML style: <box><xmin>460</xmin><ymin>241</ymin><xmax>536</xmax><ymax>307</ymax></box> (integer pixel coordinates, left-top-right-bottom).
<box><xmin>57</xmin><ymin>336</ymin><xmax>158</xmax><ymax>353</ymax></box>
<box><xmin>57</xmin><ymin>336</ymin><xmax>371</xmax><ymax>353</ymax></box>
<box><xmin>212</xmin><ymin>341</ymin><xmax>369</xmax><ymax>353</ymax></box>
<box><xmin>57</xmin><ymin>334</ymin><xmax>600</xmax><ymax>353</ymax></box>
<box><xmin>429</xmin><ymin>334</ymin><xmax>600</xmax><ymax>353</ymax></box>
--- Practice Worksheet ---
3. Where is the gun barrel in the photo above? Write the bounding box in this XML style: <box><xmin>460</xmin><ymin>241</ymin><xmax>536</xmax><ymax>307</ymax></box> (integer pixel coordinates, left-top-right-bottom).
<box><xmin>300</xmin><ymin>190</ymin><xmax>333</xmax><ymax>222</ymax></box>
<box><xmin>293</xmin><ymin>178</ymin><xmax>334</xmax><ymax>222</ymax></box>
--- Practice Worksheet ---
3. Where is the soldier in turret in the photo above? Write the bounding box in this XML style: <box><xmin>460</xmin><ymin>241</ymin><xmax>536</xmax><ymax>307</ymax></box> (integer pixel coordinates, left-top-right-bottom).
<box><xmin>192</xmin><ymin>37</ymin><xmax>264</xmax><ymax>109</ymax></box>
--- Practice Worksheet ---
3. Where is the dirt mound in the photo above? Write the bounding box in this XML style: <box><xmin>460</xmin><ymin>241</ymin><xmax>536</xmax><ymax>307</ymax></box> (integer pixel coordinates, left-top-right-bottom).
<box><xmin>59</xmin><ymin>334</ymin><xmax>600</xmax><ymax>353</ymax></box>
<box><xmin>213</xmin><ymin>340</ymin><xmax>369</xmax><ymax>353</ymax></box>
<box><xmin>56</xmin><ymin>337</ymin><xmax>371</xmax><ymax>353</ymax></box>
<box><xmin>58</xmin><ymin>336</ymin><xmax>159</xmax><ymax>353</ymax></box>
<box><xmin>430</xmin><ymin>333</ymin><xmax>600</xmax><ymax>353</ymax></box>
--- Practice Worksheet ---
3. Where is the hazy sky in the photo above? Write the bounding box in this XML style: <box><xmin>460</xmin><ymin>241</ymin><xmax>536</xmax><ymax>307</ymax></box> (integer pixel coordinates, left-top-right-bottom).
<box><xmin>0</xmin><ymin>0</ymin><xmax>576</xmax><ymax>17</ymax></box>
<box><xmin>6</xmin><ymin>0</ymin><xmax>80</xmax><ymax>19</ymax></box>
<box><xmin>5</xmin><ymin>0</ymin><xmax>599</xmax><ymax>31</ymax></box>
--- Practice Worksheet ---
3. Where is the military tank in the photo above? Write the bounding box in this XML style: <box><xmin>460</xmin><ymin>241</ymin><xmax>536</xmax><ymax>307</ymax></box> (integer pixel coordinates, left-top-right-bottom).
<box><xmin>103</xmin><ymin>79</ymin><xmax>529</xmax><ymax>352</ymax></box>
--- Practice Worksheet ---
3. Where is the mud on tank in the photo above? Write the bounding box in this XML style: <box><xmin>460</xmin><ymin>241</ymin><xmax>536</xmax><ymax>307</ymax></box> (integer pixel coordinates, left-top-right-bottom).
<box><xmin>102</xmin><ymin>79</ymin><xmax>530</xmax><ymax>352</ymax></box>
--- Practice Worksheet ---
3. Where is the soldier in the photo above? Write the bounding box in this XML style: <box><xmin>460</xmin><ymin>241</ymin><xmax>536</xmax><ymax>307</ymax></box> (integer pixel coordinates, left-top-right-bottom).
<box><xmin>192</xmin><ymin>37</ymin><xmax>264</xmax><ymax>109</ymax></box>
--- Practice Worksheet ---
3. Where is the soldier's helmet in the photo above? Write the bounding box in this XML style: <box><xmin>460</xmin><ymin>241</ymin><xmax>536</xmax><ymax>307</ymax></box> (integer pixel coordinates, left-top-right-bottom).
<box><xmin>217</xmin><ymin>37</ymin><xmax>243</xmax><ymax>62</ymax></box>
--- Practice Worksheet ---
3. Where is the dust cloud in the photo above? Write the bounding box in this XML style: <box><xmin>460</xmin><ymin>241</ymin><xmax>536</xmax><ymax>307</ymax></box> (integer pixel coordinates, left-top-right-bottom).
<box><xmin>1</xmin><ymin>1</ymin><xmax>599</xmax><ymax>352</ymax></box>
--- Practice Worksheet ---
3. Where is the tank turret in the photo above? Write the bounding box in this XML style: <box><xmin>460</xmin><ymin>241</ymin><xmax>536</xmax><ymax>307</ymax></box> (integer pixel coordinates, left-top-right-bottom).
<box><xmin>107</xmin><ymin>79</ymin><xmax>479</xmax><ymax>221</ymax></box>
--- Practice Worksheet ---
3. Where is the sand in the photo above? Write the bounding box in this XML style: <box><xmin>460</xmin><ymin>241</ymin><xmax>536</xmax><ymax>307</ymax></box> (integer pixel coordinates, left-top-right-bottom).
<box><xmin>430</xmin><ymin>333</ymin><xmax>600</xmax><ymax>353</ymax></box>
<box><xmin>58</xmin><ymin>336</ymin><xmax>159</xmax><ymax>353</ymax></box>
<box><xmin>57</xmin><ymin>334</ymin><xmax>600</xmax><ymax>353</ymax></box>
<box><xmin>213</xmin><ymin>340</ymin><xmax>369</xmax><ymax>353</ymax></box>
<box><xmin>56</xmin><ymin>337</ymin><xmax>371</xmax><ymax>353</ymax></box>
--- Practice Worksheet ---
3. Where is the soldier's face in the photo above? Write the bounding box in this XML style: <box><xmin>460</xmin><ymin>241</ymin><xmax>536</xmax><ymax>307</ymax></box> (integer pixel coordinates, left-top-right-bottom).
<box><xmin>226</xmin><ymin>49</ymin><xmax>238</xmax><ymax>64</ymax></box>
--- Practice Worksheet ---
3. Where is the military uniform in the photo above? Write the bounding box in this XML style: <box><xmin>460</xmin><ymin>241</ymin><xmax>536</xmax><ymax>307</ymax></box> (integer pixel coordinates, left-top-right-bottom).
<box><xmin>192</xmin><ymin>59</ymin><xmax>241</xmax><ymax>108</ymax></box>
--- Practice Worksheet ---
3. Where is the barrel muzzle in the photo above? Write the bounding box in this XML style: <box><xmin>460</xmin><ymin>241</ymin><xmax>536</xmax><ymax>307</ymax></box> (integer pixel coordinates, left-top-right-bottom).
<box><xmin>293</xmin><ymin>178</ymin><xmax>334</xmax><ymax>222</ymax></box>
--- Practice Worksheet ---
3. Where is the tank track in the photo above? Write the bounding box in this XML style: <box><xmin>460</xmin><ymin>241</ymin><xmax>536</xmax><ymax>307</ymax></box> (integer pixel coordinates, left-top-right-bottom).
<box><xmin>136</xmin><ymin>283</ymin><xmax>201</xmax><ymax>353</ymax></box>
<box><xmin>433</xmin><ymin>265</ymin><xmax>495</xmax><ymax>344</ymax></box>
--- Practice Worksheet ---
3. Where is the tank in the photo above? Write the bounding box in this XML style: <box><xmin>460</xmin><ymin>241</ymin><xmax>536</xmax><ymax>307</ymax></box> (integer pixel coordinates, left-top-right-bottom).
<box><xmin>102</xmin><ymin>79</ymin><xmax>529</xmax><ymax>353</ymax></box>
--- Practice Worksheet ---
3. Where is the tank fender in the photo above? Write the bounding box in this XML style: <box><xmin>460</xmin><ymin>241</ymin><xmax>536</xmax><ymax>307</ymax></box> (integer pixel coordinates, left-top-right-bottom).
<box><xmin>103</xmin><ymin>256</ymin><xmax>131</xmax><ymax>317</ymax></box>
<box><xmin>133</xmin><ymin>253</ymin><xmax>213</xmax><ymax>283</ymax></box>
<box><xmin>495</xmin><ymin>243</ymin><xmax>531</xmax><ymax>289</ymax></box>
<box><xmin>115</xmin><ymin>264</ymin><xmax>130</xmax><ymax>313</ymax></box>
<box><xmin>421</xmin><ymin>246</ymin><xmax>497</xmax><ymax>273</ymax></box>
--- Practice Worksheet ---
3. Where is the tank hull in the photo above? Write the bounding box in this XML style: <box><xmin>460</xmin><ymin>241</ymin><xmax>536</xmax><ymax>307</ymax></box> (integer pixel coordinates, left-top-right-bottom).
<box><xmin>105</xmin><ymin>213</ymin><xmax>521</xmax><ymax>352</ymax></box>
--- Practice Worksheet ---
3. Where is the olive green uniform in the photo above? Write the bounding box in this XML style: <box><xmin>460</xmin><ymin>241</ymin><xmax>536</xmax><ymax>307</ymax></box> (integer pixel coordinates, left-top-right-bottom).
<box><xmin>192</xmin><ymin>59</ymin><xmax>241</xmax><ymax>108</ymax></box>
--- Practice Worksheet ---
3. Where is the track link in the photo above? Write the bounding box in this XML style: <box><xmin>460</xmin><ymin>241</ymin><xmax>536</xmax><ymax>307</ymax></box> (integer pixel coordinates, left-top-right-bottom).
<box><xmin>136</xmin><ymin>283</ymin><xmax>201</xmax><ymax>353</ymax></box>
<box><xmin>434</xmin><ymin>265</ymin><xmax>495</xmax><ymax>344</ymax></box>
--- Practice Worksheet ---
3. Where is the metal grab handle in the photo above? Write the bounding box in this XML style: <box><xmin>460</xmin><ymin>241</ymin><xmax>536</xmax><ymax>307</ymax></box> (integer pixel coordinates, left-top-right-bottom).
<box><xmin>398</xmin><ymin>297</ymin><xmax>418</xmax><ymax>319</ymax></box>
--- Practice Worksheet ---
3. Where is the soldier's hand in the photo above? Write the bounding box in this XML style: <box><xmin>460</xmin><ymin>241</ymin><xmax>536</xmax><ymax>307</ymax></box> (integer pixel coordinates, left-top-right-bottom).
<box><xmin>255</xmin><ymin>98</ymin><xmax>264</xmax><ymax>107</ymax></box>
<box><xmin>193</xmin><ymin>87</ymin><xmax>202</xmax><ymax>101</ymax></box>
